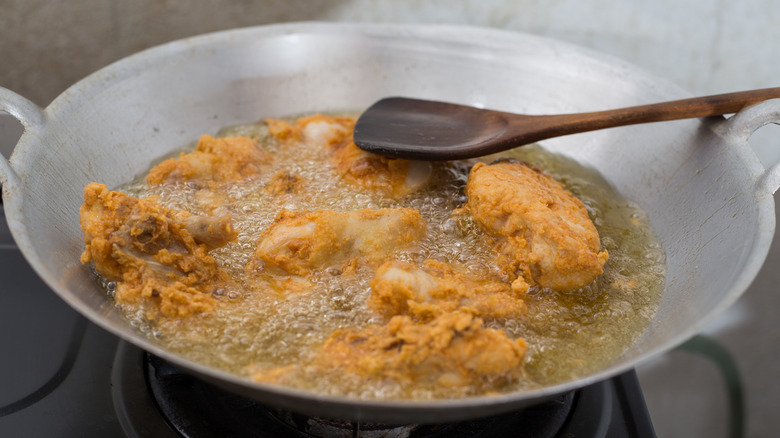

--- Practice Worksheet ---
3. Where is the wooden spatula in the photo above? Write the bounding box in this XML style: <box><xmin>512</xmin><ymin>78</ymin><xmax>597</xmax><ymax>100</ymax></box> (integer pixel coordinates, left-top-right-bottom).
<box><xmin>353</xmin><ymin>88</ymin><xmax>780</xmax><ymax>161</ymax></box>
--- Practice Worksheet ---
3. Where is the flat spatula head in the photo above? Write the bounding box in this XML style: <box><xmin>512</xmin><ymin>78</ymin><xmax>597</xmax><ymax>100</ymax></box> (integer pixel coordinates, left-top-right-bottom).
<box><xmin>353</xmin><ymin>97</ymin><xmax>512</xmax><ymax>161</ymax></box>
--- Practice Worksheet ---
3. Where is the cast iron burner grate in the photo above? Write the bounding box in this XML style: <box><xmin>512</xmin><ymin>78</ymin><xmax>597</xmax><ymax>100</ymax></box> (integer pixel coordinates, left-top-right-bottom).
<box><xmin>135</xmin><ymin>351</ymin><xmax>655</xmax><ymax>438</ymax></box>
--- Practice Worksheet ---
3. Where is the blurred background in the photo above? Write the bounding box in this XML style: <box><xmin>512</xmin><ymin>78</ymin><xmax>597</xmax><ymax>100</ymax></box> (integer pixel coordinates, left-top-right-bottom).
<box><xmin>1</xmin><ymin>1</ymin><xmax>778</xmax><ymax>437</ymax></box>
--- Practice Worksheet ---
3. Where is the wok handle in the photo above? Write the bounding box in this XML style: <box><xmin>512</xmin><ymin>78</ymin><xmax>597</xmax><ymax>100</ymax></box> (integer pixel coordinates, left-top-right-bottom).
<box><xmin>0</xmin><ymin>87</ymin><xmax>46</xmax><ymax>190</ymax></box>
<box><xmin>720</xmin><ymin>98</ymin><xmax>780</xmax><ymax>195</ymax></box>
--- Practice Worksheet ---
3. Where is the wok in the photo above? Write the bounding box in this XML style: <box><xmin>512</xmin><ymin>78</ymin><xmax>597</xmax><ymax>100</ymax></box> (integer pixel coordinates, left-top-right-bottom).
<box><xmin>1</xmin><ymin>22</ymin><xmax>779</xmax><ymax>423</ymax></box>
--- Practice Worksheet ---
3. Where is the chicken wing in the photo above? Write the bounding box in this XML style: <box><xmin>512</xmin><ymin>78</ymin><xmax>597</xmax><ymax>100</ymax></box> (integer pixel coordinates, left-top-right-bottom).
<box><xmin>252</xmin><ymin>311</ymin><xmax>527</xmax><ymax>393</ymax></box>
<box><xmin>462</xmin><ymin>161</ymin><xmax>608</xmax><ymax>291</ymax></box>
<box><xmin>369</xmin><ymin>259</ymin><xmax>526</xmax><ymax>321</ymax></box>
<box><xmin>266</xmin><ymin>114</ymin><xmax>432</xmax><ymax>198</ymax></box>
<box><xmin>248</xmin><ymin>208</ymin><xmax>427</xmax><ymax>275</ymax></box>
<box><xmin>146</xmin><ymin>135</ymin><xmax>272</xmax><ymax>185</ymax></box>
<box><xmin>79</xmin><ymin>183</ymin><xmax>237</xmax><ymax>317</ymax></box>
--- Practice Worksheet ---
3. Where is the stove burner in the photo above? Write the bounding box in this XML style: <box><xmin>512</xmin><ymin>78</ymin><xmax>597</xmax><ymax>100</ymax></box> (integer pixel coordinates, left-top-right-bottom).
<box><xmin>261</xmin><ymin>395</ymin><xmax>575</xmax><ymax>438</ymax></box>
<box><xmin>267</xmin><ymin>408</ymin><xmax>443</xmax><ymax>437</ymax></box>
<box><xmin>267</xmin><ymin>409</ymin><xmax>435</xmax><ymax>437</ymax></box>
<box><xmin>110</xmin><ymin>342</ymin><xmax>655</xmax><ymax>437</ymax></box>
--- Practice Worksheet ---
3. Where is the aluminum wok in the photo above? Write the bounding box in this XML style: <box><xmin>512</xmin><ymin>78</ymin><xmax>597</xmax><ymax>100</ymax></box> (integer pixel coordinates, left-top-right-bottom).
<box><xmin>1</xmin><ymin>23</ymin><xmax>779</xmax><ymax>423</ymax></box>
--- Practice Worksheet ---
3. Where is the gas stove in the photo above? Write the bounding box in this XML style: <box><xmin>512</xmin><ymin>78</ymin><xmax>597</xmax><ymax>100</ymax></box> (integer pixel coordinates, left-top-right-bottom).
<box><xmin>0</xmin><ymin>210</ymin><xmax>655</xmax><ymax>437</ymax></box>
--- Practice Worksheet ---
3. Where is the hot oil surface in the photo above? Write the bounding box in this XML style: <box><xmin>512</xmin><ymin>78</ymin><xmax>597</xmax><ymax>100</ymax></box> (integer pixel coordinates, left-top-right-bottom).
<box><xmin>118</xmin><ymin>118</ymin><xmax>665</xmax><ymax>398</ymax></box>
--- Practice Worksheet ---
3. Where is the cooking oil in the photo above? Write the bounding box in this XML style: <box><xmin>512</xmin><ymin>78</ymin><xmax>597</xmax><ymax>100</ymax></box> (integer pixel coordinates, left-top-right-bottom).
<box><xmin>109</xmin><ymin>115</ymin><xmax>665</xmax><ymax>399</ymax></box>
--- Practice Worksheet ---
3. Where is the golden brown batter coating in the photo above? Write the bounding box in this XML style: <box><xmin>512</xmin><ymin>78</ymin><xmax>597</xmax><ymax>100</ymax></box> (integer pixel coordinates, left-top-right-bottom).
<box><xmin>266</xmin><ymin>114</ymin><xmax>432</xmax><ymax>198</ymax></box>
<box><xmin>369</xmin><ymin>259</ymin><xmax>527</xmax><ymax>321</ymax></box>
<box><xmin>146</xmin><ymin>135</ymin><xmax>272</xmax><ymax>185</ymax></box>
<box><xmin>264</xmin><ymin>169</ymin><xmax>307</xmax><ymax>197</ymax></box>
<box><xmin>266</xmin><ymin>114</ymin><xmax>354</xmax><ymax>146</ymax></box>
<box><xmin>253</xmin><ymin>311</ymin><xmax>527</xmax><ymax>391</ymax></box>
<box><xmin>328</xmin><ymin>138</ymin><xmax>433</xmax><ymax>198</ymax></box>
<box><xmin>79</xmin><ymin>183</ymin><xmax>237</xmax><ymax>318</ymax></box>
<box><xmin>249</xmin><ymin>208</ymin><xmax>427</xmax><ymax>275</ymax></box>
<box><xmin>463</xmin><ymin>161</ymin><xmax>608</xmax><ymax>291</ymax></box>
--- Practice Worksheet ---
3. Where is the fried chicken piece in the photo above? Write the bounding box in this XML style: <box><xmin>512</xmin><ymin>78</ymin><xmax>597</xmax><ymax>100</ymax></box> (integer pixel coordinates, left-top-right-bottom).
<box><xmin>264</xmin><ymin>169</ymin><xmax>307</xmax><ymax>197</ymax></box>
<box><xmin>79</xmin><ymin>183</ymin><xmax>237</xmax><ymax>317</ymax></box>
<box><xmin>253</xmin><ymin>311</ymin><xmax>527</xmax><ymax>392</ymax></box>
<box><xmin>146</xmin><ymin>135</ymin><xmax>272</xmax><ymax>185</ymax></box>
<box><xmin>328</xmin><ymin>139</ymin><xmax>433</xmax><ymax>198</ymax></box>
<box><xmin>463</xmin><ymin>161</ymin><xmax>608</xmax><ymax>291</ymax></box>
<box><xmin>266</xmin><ymin>114</ymin><xmax>354</xmax><ymax>146</ymax></box>
<box><xmin>248</xmin><ymin>208</ymin><xmax>427</xmax><ymax>275</ymax></box>
<box><xmin>266</xmin><ymin>114</ymin><xmax>432</xmax><ymax>198</ymax></box>
<box><xmin>369</xmin><ymin>260</ymin><xmax>526</xmax><ymax>321</ymax></box>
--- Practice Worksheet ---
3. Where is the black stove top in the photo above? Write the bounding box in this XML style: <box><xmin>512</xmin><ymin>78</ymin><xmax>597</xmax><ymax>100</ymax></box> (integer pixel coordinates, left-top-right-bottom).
<box><xmin>0</xmin><ymin>213</ymin><xmax>656</xmax><ymax>437</ymax></box>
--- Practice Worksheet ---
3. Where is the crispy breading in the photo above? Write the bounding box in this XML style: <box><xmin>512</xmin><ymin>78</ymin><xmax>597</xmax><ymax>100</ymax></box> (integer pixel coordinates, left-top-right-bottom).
<box><xmin>146</xmin><ymin>135</ymin><xmax>272</xmax><ymax>185</ymax></box>
<box><xmin>248</xmin><ymin>208</ymin><xmax>427</xmax><ymax>275</ymax></box>
<box><xmin>266</xmin><ymin>114</ymin><xmax>354</xmax><ymax>145</ymax></box>
<box><xmin>264</xmin><ymin>169</ymin><xmax>307</xmax><ymax>197</ymax></box>
<box><xmin>369</xmin><ymin>259</ymin><xmax>526</xmax><ymax>321</ymax></box>
<box><xmin>79</xmin><ymin>183</ymin><xmax>236</xmax><ymax>317</ymax></box>
<box><xmin>266</xmin><ymin>114</ymin><xmax>432</xmax><ymax>198</ymax></box>
<box><xmin>252</xmin><ymin>311</ymin><xmax>527</xmax><ymax>391</ymax></box>
<box><xmin>327</xmin><ymin>138</ymin><xmax>433</xmax><ymax>198</ymax></box>
<box><xmin>463</xmin><ymin>161</ymin><xmax>608</xmax><ymax>291</ymax></box>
